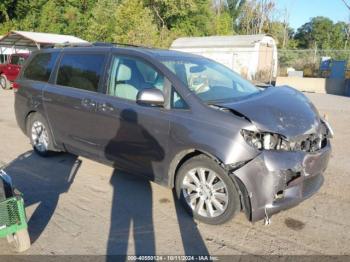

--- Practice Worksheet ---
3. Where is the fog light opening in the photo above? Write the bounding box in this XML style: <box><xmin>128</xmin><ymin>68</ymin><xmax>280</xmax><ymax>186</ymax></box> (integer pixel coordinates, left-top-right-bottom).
<box><xmin>286</xmin><ymin>171</ymin><xmax>301</xmax><ymax>186</ymax></box>
<box><xmin>274</xmin><ymin>190</ymin><xmax>284</xmax><ymax>200</ymax></box>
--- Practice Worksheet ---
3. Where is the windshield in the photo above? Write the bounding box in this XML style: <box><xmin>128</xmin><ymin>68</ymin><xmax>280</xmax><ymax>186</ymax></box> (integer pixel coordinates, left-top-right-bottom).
<box><xmin>162</xmin><ymin>57</ymin><xmax>260</xmax><ymax>103</ymax></box>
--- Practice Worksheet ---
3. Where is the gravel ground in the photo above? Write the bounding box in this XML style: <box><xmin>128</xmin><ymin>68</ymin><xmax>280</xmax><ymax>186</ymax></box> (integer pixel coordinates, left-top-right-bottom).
<box><xmin>0</xmin><ymin>90</ymin><xmax>349</xmax><ymax>256</ymax></box>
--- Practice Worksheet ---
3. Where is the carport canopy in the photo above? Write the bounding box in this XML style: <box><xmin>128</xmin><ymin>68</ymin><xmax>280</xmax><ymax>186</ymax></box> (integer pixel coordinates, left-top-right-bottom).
<box><xmin>0</xmin><ymin>30</ymin><xmax>88</xmax><ymax>49</ymax></box>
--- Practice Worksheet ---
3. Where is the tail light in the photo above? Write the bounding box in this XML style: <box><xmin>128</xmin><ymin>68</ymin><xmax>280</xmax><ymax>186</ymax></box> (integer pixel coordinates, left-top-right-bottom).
<box><xmin>12</xmin><ymin>82</ymin><xmax>20</xmax><ymax>91</ymax></box>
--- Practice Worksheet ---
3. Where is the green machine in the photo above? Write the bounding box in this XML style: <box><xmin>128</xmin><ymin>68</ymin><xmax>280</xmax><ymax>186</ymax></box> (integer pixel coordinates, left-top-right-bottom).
<box><xmin>0</xmin><ymin>169</ymin><xmax>30</xmax><ymax>252</ymax></box>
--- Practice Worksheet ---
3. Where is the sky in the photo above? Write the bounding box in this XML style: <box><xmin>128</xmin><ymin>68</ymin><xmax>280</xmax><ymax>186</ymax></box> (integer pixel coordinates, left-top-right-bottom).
<box><xmin>275</xmin><ymin>0</ymin><xmax>349</xmax><ymax>30</ymax></box>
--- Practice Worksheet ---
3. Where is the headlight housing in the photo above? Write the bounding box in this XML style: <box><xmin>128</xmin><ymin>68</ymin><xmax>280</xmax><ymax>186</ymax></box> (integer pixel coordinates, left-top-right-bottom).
<box><xmin>241</xmin><ymin>129</ymin><xmax>283</xmax><ymax>150</ymax></box>
<box><xmin>241</xmin><ymin>121</ymin><xmax>332</xmax><ymax>152</ymax></box>
<box><xmin>321</xmin><ymin>119</ymin><xmax>334</xmax><ymax>138</ymax></box>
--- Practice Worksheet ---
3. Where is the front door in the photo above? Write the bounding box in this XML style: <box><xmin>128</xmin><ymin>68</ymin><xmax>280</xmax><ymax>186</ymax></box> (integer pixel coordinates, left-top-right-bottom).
<box><xmin>98</xmin><ymin>55</ymin><xmax>170</xmax><ymax>180</ymax></box>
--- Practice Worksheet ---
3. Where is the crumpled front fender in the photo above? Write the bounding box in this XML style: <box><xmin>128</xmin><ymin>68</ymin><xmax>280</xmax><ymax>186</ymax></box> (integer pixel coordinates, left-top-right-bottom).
<box><xmin>230</xmin><ymin>142</ymin><xmax>331</xmax><ymax>222</ymax></box>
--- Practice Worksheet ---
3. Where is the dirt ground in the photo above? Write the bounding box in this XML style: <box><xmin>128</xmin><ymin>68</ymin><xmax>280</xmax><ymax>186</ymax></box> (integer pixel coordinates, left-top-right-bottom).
<box><xmin>0</xmin><ymin>89</ymin><xmax>349</xmax><ymax>256</ymax></box>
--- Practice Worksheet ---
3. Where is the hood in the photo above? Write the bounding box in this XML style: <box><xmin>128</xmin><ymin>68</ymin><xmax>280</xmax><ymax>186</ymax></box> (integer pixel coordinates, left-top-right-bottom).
<box><xmin>219</xmin><ymin>86</ymin><xmax>321</xmax><ymax>138</ymax></box>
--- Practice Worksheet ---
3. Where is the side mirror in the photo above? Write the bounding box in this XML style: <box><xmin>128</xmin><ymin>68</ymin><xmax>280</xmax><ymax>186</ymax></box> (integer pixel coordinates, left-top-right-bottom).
<box><xmin>136</xmin><ymin>88</ymin><xmax>165</xmax><ymax>107</ymax></box>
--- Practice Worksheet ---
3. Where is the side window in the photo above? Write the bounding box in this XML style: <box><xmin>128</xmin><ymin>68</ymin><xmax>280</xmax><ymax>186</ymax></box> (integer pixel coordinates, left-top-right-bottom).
<box><xmin>23</xmin><ymin>52</ymin><xmax>58</xmax><ymax>82</ymax></box>
<box><xmin>57</xmin><ymin>54</ymin><xmax>105</xmax><ymax>92</ymax></box>
<box><xmin>10</xmin><ymin>55</ymin><xmax>25</xmax><ymax>65</ymax></box>
<box><xmin>171</xmin><ymin>89</ymin><xmax>188</xmax><ymax>109</ymax></box>
<box><xmin>108</xmin><ymin>56</ymin><xmax>165</xmax><ymax>101</ymax></box>
<box><xmin>0</xmin><ymin>54</ymin><xmax>8</xmax><ymax>64</ymax></box>
<box><xmin>18</xmin><ymin>56</ymin><xmax>26</xmax><ymax>65</ymax></box>
<box><xmin>10</xmin><ymin>55</ymin><xmax>20</xmax><ymax>65</ymax></box>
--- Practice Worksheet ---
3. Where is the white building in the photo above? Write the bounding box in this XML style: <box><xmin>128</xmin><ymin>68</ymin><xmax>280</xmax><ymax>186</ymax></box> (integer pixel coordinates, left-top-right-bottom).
<box><xmin>170</xmin><ymin>34</ymin><xmax>278</xmax><ymax>81</ymax></box>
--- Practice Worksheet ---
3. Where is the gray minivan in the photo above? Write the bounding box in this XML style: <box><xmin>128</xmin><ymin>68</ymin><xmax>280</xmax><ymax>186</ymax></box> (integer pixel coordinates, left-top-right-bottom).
<box><xmin>14</xmin><ymin>44</ymin><xmax>333</xmax><ymax>224</ymax></box>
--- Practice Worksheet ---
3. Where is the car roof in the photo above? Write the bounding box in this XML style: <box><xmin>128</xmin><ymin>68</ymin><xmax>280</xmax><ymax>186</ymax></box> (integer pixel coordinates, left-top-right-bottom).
<box><xmin>46</xmin><ymin>44</ymin><xmax>204</xmax><ymax>61</ymax></box>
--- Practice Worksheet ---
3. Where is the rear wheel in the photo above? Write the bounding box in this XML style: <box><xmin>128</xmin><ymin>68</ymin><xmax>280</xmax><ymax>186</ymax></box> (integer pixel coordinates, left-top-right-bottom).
<box><xmin>175</xmin><ymin>155</ymin><xmax>240</xmax><ymax>225</ymax></box>
<box><xmin>27</xmin><ymin>113</ymin><xmax>57</xmax><ymax>157</ymax></box>
<box><xmin>0</xmin><ymin>74</ymin><xmax>10</xmax><ymax>90</ymax></box>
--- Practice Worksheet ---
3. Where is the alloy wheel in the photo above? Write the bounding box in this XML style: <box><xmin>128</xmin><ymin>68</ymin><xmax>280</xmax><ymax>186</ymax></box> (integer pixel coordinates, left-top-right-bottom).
<box><xmin>31</xmin><ymin>121</ymin><xmax>49</xmax><ymax>153</ymax></box>
<box><xmin>181</xmin><ymin>168</ymin><xmax>229</xmax><ymax>218</ymax></box>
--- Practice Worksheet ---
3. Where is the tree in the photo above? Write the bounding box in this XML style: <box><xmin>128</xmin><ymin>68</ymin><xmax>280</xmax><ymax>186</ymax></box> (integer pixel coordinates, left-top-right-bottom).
<box><xmin>113</xmin><ymin>0</ymin><xmax>159</xmax><ymax>47</ymax></box>
<box><xmin>344</xmin><ymin>19</ymin><xmax>350</xmax><ymax>49</ymax></box>
<box><xmin>37</xmin><ymin>0</ymin><xmax>65</xmax><ymax>34</ymax></box>
<box><xmin>295</xmin><ymin>16</ymin><xmax>347</xmax><ymax>49</ymax></box>
<box><xmin>85</xmin><ymin>0</ymin><xmax>118</xmax><ymax>42</ymax></box>
<box><xmin>12</xmin><ymin>0</ymin><xmax>47</xmax><ymax>31</ymax></box>
<box><xmin>0</xmin><ymin>0</ymin><xmax>17</xmax><ymax>23</ymax></box>
<box><xmin>226</xmin><ymin>0</ymin><xmax>245</xmax><ymax>29</ymax></box>
<box><xmin>144</xmin><ymin>0</ymin><xmax>197</xmax><ymax>30</ymax></box>
<box><xmin>237</xmin><ymin>0</ymin><xmax>276</xmax><ymax>35</ymax></box>
<box><xmin>172</xmin><ymin>0</ymin><xmax>214</xmax><ymax>36</ymax></box>
<box><xmin>212</xmin><ymin>11</ymin><xmax>233</xmax><ymax>35</ymax></box>
<box><xmin>144</xmin><ymin>0</ymin><xmax>214</xmax><ymax>37</ymax></box>
<box><xmin>63</xmin><ymin>5</ymin><xmax>89</xmax><ymax>38</ymax></box>
<box><xmin>267</xmin><ymin>20</ymin><xmax>294</xmax><ymax>49</ymax></box>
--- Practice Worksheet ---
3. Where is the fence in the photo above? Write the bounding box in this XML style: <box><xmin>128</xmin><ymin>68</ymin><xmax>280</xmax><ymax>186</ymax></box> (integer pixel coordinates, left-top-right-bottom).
<box><xmin>277</xmin><ymin>49</ymin><xmax>350</xmax><ymax>79</ymax></box>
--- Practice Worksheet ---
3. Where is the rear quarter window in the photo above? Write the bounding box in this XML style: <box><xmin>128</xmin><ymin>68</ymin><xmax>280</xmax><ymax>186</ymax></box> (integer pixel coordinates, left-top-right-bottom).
<box><xmin>23</xmin><ymin>52</ymin><xmax>59</xmax><ymax>82</ymax></box>
<box><xmin>56</xmin><ymin>53</ymin><xmax>105</xmax><ymax>92</ymax></box>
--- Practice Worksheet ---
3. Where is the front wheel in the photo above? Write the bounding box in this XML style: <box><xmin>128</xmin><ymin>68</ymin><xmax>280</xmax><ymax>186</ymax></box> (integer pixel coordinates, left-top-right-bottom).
<box><xmin>0</xmin><ymin>75</ymin><xmax>10</xmax><ymax>90</ymax></box>
<box><xmin>175</xmin><ymin>155</ymin><xmax>240</xmax><ymax>225</ymax></box>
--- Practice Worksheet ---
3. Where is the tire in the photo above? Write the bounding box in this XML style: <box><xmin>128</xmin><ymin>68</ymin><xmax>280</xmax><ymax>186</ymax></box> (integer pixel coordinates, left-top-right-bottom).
<box><xmin>11</xmin><ymin>229</ymin><xmax>31</xmax><ymax>252</ymax></box>
<box><xmin>175</xmin><ymin>155</ymin><xmax>240</xmax><ymax>225</ymax></box>
<box><xmin>0</xmin><ymin>74</ymin><xmax>10</xmax><ymax>90</ymax></box>
<box><xmin>27</xmin><ymin>113</ymin><xmax>57</xmax><ymax>157</ymax></box>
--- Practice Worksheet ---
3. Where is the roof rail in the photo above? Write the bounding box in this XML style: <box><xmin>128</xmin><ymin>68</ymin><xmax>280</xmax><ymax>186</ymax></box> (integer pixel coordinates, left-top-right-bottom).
<box><xmin>51</xmin><ymin>42</ymin><xmax>93</xmax><ymax>48</ymax></box>
<box><xmin>92</xmin><ymin>42</ymin><xmax>114</xmax><ymax>47</ymax></box>
<box><xmin>43</xmin><ymin>41</ymin><xmax>148</xmax><ymax>49</ymax></box>
<box><xmin>93</xmin><ymin>42</ymin><xmax>148</xmax><ymax>48</ymax></box>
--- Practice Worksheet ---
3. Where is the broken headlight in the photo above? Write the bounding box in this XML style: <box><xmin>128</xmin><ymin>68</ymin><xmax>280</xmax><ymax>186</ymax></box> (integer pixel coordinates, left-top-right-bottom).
<box><xmin>321</xmin><ymin>119</ymin><xmax>334</xmax><ymax>138</ymax></box>
<box><xmin>241</xmin><ymin>129</ymin><xmax>283</xmax><ymax>150</ymax></box>
<box><xmin>241</xmin><ymin>126</ymin><xmax>330</xmax><ymax>152</ymax></box>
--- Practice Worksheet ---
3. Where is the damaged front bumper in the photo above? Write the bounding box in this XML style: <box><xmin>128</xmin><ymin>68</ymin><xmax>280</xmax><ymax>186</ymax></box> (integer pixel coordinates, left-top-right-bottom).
<box><xmin>231</xmin><ymin>141</ymin><xmax>331</xmax><ymax>222</ymax></box>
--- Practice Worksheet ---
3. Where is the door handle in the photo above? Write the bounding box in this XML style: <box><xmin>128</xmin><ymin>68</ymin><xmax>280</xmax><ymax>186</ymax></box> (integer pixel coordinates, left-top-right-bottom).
<box><xmin>81</xmin><ymin>98</ymin><xmax>97</xmax><ymax>109</ymax></box>
<box><xmin>98</xmin><ymin>102</ymin><xmax>115</xmax><ymax>113</ymax></box>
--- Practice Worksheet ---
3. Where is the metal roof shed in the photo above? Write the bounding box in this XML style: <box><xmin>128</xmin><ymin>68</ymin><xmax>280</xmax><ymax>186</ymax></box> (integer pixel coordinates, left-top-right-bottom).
<box><xmin>171</xmin><ymin>34</ymin><xmax>278</xmax><ymax>81</ymax></box>
<box><xmin>0</xmin><ymin>30</ymin><xmax>88</xmax><ymax>55</ymax></box>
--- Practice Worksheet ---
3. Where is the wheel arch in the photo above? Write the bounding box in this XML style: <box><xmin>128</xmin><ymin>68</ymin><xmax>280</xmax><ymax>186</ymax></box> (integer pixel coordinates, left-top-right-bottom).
<box><xmin>230</xmin><ymin>175</ymin><xmax>252</xmax><ymax>221</ymax></box>
<box><xmin>24</xmin><ymin>110</ymin><xmax>61</xmax><ymax>152</ymax></box>
<box><xmin>168</xmin><ymin>149</ymin><xmax>225</xmax><ymax>188</ymax></box>
<box><xmin>168</xmin><ymin>148</ymin><xmax>252</xmax><ymax>220</ymax></box>
<box><xmin>24</xmin><ymin>110</ymin><xmax>37</xmax><ymax>132</ymax></box>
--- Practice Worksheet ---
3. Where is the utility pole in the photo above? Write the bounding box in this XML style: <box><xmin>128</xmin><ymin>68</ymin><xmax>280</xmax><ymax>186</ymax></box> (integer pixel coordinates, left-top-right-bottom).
<box><xmin>282</xmin><ymin>8</ymin><xmax>290</xmax><ymax>49</ymax></box>
<box><xmin>342</xmin><ymin>1</ymin><xmax>350</xmax><ymax>49</ymax></box>
<box><xmin>342</xmin><ymin>0</ymin><xmax>350</xmax><ymax>10</ymax></box>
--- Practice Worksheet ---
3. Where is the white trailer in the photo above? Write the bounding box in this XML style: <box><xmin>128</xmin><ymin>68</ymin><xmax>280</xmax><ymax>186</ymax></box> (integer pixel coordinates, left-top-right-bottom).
<box><xmin>170</xmin><ymin>34</ymin><xmax>278</xmax><ymax>82</ymax></box>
